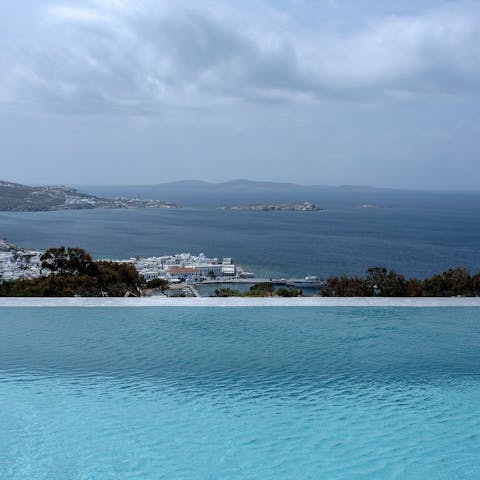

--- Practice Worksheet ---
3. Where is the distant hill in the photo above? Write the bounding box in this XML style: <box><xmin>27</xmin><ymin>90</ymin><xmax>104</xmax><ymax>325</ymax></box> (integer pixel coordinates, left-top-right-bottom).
<box><xmin>149</xmin><ymin>179</ymin><xmax>382</xmax><ymax>191</ymax></box>
<box><xmin>153</xmin><ymin>180</ymin><xmax>212</xmax><ymax>188</ymax></box>
<box><xmin>79</xmin><ymin>179</ymin><xmax>392</xmax><ymax>208</ymax></box>
<box><xmin>0</xmin><ymin>180</ymin><xmax>178</xmax><ymax>212</ymax></box>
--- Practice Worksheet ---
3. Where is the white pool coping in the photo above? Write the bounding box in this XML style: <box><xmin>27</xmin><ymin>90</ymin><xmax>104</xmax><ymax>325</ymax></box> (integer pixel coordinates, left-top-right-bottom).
<box><xmin>0</xmin><ymin>297</ymin><xmax>480</xmax><ymax>307</ymax></box>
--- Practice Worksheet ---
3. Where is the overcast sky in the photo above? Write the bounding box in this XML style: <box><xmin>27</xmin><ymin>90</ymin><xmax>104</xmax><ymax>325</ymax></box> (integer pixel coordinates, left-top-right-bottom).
<box><xmin>1</xmin><ymin>0</ymin><xmax>479</xmax><ymax>189</ymax></box>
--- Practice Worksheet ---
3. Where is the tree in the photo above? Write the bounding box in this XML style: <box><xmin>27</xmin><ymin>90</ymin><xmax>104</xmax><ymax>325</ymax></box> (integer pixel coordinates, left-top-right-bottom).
<box><xmin>40</xmin><ymin>247</ymin><xmax>97</xmax><ymax>276</ymax></box>
<box><xmin>145</xmin><ymin>278</ymin><xmax>169</xmax><ymax>290</ymax></box>
<box><xmin>321</xmin><ymin>275</ymin><xmax>370</xmax><ymax>296</ymax></box>
<box><xmin>405</xmin><ymin>278</ymin><xmax>424</xmax><ymax>297</ymax></box>
<box><xmin>473</xmin><ymin>272</ymin><xmax>480</xmax><ymax>297</ymax></box>
<box><xmin>365</xmin><ymin>267</ymin><xmax>409</xmax><ymax>296</ymax></box>
<box><xmin>319</xmin><ymin>266</ymin><xmax>480</xmax><ymax>297</ymax></box>
<box><xmin>423</xmin><ymin>267</ymin><xmax>474</xmax><ymax>297</ymax></box>
<box><xmin>245</xmin><ymin>283</ymin><xmax>275</xmax><ymax>297</ymax></box>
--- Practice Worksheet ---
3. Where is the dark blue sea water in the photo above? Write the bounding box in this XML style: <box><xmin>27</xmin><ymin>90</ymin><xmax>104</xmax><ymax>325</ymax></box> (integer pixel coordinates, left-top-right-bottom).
<box><xmin>1</xmin><ymin>189</ymin><xmax>479</xmax><ymax>278</ymax></box>
<box><xmin>1</xmin><ymin>307</ymin><xmax>480</xmax><ymax>479</ymax></box>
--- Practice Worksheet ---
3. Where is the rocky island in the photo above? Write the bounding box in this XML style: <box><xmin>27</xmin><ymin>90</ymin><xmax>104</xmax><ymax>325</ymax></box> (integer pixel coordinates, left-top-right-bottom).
<box><xmin>0</xmin><ymin>180</ymin><xmax>178</xmax><ymax>212</ymax></box>
<box><xmin>222</xmin><ymin>201</ymin><xmax>323</xmax><ymax>212</ymax></box>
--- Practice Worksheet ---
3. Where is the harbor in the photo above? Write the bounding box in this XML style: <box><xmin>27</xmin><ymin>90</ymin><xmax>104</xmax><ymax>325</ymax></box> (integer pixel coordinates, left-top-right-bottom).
<box><xmin>0</xmin><ymin>240</ymin><xmax>323</xmax><ymax>297</ymax></box>
<box><xmin>130</xmin><ymin>252</ymin><xmax>324</xmax><ymax>297</ymax></box>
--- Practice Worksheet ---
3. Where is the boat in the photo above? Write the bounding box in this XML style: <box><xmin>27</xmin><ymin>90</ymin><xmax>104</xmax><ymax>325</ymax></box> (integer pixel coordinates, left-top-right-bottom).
<box><xmin>287</xmin><ymin>276</ymin><xmax>324</xmax><ymax>288</ymax></box>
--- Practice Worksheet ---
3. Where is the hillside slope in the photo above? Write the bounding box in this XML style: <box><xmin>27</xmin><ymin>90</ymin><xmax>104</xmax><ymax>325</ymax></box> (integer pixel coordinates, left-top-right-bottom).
<box><xmin>0</xmin><ymin>180</ymin><xmax>177</xmax><ymax>211</ymax></box>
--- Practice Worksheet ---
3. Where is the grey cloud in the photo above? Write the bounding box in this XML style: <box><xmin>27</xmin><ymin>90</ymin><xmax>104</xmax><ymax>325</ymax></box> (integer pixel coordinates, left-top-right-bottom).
<box><xmin>2</xmin><ymin>0</ymin><xmax>480</xmax><ymax>115</ymax></box>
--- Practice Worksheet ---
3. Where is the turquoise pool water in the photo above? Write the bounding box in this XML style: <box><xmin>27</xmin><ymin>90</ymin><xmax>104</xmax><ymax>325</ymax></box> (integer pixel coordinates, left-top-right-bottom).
<box><xmin>1</xmin><ymin>307</ymin><xmax>480</xmax><ymax>479</ymax></box>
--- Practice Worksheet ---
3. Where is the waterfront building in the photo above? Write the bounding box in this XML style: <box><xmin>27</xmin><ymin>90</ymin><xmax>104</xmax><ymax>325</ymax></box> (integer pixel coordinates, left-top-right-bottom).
<box><xmin>139</xmin><ymin>270</ymin><xmax>162</xmax><ymax>282</ymax></box>
<box><xmin>221</xmin><ymin>265</ymin><xmax>236</xmax><ymax>276</ymax></box>
<box><xmin>168</xmin><ymin>266</ymin><xmax>200</xmax><ymax>282</ymax></box>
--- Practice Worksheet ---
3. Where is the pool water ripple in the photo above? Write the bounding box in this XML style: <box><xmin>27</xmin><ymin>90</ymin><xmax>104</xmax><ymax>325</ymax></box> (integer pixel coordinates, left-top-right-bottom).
<box><xmin>1</xmin><ymin>307</ymin><xmax>480</xmax><ymax>479</ymax></box>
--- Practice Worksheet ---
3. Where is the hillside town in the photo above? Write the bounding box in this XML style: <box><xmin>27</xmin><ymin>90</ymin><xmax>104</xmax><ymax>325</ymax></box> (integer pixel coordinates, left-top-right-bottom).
<box><xmin>120</xmin><ymin>252</ymin><xmax>254</xmax><ymax>284</ymax></box>
<box><xmin>0</xmin><ymin>239</ymin><xmax>44</xmax><ymax>281</ymax></box>
<box><xmin>0</xmin><ymin>239</ymin><xmax>252</xmax><ymax>284</ymax></box>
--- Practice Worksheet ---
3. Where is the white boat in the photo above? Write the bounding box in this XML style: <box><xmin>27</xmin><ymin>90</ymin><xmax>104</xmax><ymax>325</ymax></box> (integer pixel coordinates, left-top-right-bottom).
<box><xmin>287</xmin><ymin>276</ymin><xmax>324</xmax><ymax>288</ymax></box>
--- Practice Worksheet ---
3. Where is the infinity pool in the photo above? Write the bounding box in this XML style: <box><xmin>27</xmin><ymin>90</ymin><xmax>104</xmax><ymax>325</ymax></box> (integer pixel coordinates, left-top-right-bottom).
<box><xmin>1</xmin><ymin>307</ymin><xmax>480</xmax><ymax>479</ymax></box>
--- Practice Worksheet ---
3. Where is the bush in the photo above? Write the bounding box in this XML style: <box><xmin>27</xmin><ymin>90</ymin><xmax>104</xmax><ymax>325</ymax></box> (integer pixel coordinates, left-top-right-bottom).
<box><xmin>276</xmin><ymin>287</ymin><xmax>302</xmax><ymax>297</ymax></box>
<box><xmin>214</xmin><ymin>287</ymin><xmax>241</xmax><ymax>297</ymax></box>
<box><xmin>320</xmin><ymin>266</ymin><xmax>480</xmax><ymax>297</ymax></box>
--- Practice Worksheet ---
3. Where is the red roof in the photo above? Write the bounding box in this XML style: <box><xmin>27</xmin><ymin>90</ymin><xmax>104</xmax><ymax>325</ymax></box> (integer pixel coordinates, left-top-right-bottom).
<box><xmin>169</xmin><ymin>266</ymin><xmax>198</xmax><ymax>273</ymax></box>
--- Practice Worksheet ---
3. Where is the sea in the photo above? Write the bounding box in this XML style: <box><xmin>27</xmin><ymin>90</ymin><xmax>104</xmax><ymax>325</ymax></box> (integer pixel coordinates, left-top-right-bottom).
<box><xmin>1</xmin><ymin>187</ymin><xmax>479</xmax><ymax>278</ymax></box>
<box><xmin>2</xmin><ymin>187</ymin><xmax>480</xmax><ymax>478</ymax></box>
<box><xmin>1</xmin><ymin>306</ymin><xmax>480</xmax><ymax>479</ymax></box>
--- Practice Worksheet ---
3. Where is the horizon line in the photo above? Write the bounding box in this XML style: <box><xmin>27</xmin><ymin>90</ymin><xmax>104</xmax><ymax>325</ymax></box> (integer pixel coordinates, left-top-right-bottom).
<box><xmin>3</xmin><ymin>178</ymin><xmax>480</xmax><ymax>193</ymax></box>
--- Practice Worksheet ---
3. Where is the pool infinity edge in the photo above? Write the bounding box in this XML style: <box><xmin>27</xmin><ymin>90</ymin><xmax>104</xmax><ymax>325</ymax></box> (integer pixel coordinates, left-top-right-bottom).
<box><xmin>1</xmin><ymin>297</ymin><xmax>480</xmax><ymax>307</ymax></box>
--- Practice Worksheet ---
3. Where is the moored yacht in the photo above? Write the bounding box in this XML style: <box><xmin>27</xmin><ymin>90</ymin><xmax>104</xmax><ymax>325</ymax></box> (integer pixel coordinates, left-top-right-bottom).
<box><xmin>287</xmin><ymin>276</ymin><xmax>324</xmax><ymax>288</ymax></box>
